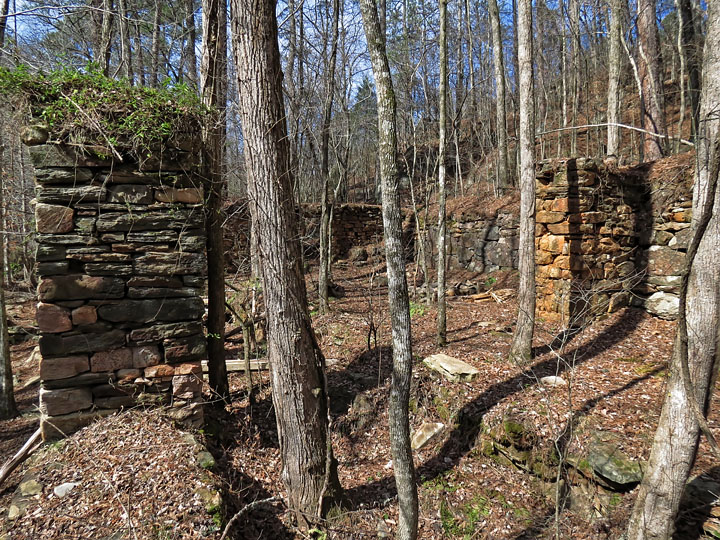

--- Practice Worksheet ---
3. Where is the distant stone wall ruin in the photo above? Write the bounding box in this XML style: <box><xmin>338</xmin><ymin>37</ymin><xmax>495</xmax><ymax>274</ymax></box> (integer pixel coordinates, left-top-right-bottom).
<box><xmin>535</xmin><ymin>156</ymin><xmax>692</xmax><ymax>323</ymax></box>
<box><xmin>27</xmin><ymin>138</ymin><xmax>208</xmax><ymax>439</ymax></box>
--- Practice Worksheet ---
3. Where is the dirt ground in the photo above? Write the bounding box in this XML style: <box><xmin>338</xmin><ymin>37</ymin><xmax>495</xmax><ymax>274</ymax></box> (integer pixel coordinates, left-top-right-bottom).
<box><xmin>1</xmin><ymin>261</ymin><xmax>718</xmax><ymax>539</ymax></box>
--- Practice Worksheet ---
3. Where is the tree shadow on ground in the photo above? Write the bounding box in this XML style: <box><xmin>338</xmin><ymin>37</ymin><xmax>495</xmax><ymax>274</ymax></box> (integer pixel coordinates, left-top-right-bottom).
<box><xmin>204</xmin><ymin>405</ymin><xmax>292</xmax><ymax>540</ymax></box>
<box><xmin>344</xmin><ymin>307</ymin><xmax>648</xmax><ymax>507</ymax></box>
<box><xmin>674</xmin><ymin>467</ymin><xmax>720</xmax><ymax>540</ymax></box>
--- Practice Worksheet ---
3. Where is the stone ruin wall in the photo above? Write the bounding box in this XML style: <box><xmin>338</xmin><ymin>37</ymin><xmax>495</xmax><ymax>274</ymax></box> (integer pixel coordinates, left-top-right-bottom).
<box><xmin>223</xmin><ymin>202</ymin><xmax>386</xmax><ymax>270</ymax></box>
<box><xmin>535</xmin><ymin>157</ymin><xmax>691</xmax><ymax>323</ymax></box>
<box><xmin>27</xmin><ymin>138</ymin><xmax>208</xmax><ymax>439</ymax></box>
<box><xmin>425</xmin><ymin>209</ymin><xmax>520</xmax><ymax>277</ymax></box>
<box><xmin>423</xmin><ymin>156</ymin><xmax>692</xmax><ymax>321</ymax></box>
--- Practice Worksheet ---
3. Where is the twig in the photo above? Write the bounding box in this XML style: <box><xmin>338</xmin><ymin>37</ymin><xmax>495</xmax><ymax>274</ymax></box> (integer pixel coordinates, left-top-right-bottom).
<box><xmin>537</xmin><ymin>123</ymin><xmax>694</xmax><ymax>148</ymax></box>
<box><xmin>0</xmin><ymin>428</ymin><xmax>42</xmax><ymax>487</ymax></box>
<box><xmin>60</xmin><ymin>91</ymin><xmax>124</xmax><ymax>162</ymax></box>
<box><xmin>219</xmin><ymin>495</ymin><xmax>281</xmax><ymax>540</ymax></box>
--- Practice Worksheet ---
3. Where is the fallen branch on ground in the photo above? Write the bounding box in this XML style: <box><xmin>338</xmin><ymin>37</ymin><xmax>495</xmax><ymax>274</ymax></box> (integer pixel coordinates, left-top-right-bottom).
<box><xmin>219</xmin><ymin>495</ymin><xmax>281</xmax><ymax>540</ymax></box>
<box><xmin>0</xmin><ymin>428</ymin><xmax>42</xmax><ymax>487</ymax></box>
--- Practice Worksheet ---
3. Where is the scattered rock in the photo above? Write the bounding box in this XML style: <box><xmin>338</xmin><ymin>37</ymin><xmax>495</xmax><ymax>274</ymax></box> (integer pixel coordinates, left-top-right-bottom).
<box><xmin>587</xmin><ymin>438</ymin><xmax>643</xmax><ymax>490</ymax></box>
<box><xmin>19</xmin><ymin>479</ymin><xmax>43</xmax><ymax>497</ymax></box>
<box><xmin>644</xmin><ymin>291</ymin><xmax>679</xmax><ymax>319</ymax></box>
<box><xmin>423</xmin><ymin>353</ymin><xmax>479</xmax><ymax>382</ymax></box>
<box><xmin>410</xmin><ymin>422</ymin><xmax>444</xmax><ymax>450</ymax></box>
<box><xmin>53</xmin><ymin>482</ymin><xmax>78</xmax><ymax>498</ymax></box>
<box><xmin>539</xmin><ymin>376</ymin><xmax>567</xmax><ymax>387</ymax></box>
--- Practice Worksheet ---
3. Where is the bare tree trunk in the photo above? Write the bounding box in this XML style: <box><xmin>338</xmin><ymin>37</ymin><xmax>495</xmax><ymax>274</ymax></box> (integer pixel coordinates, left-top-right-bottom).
<box><xmin>230</xmin><ymin>0</ymin><xmax>341</xmax><ymax>524</ymax></box>
<box><xmin>134</xmin><ymin>17</ymin><xmax>146</xmax><ymax>86</ymax></box>
<box><xmin>607</xmin><ymin>0</ymin><xmax>624</xmax><ymax>156</ymax></box>
<box><xmin>637</xmin><ymin>0</ymin><xmax>666</xmax><ymax>161</ymax></box>
<box><xmin>0</xmin><ymin>134</ymin><xmax>16</xmax><ymax>421</ymax></box>
<box><xmin>318</xmin><ymin>0</ymin><xmax>340</xmax><ymax>316</ymax></box>
<box><xmin>149</xmin><ymin>0</ymin><xmax>161</xmax><ymax>87</ymax></box>
<box><xmin>569</xmin><ymin>0</ymin><xmax>579</xmax><ymax>156</ymax></box>
<box><xmin>98</xmin><ymin>0</ymin><xmax>114</xmax><ymax>76</ymax></box>
<box><xmin>509</xmin><ymin>0</ymin><xmax>536</xmax><ymax>364</ymax></box>
<box><xmin>436</xmin><ymin>0</ymin><xmax>448</xmax><ymax>347</ymax></box>
<box><xmin>627</xmin><ymin>6</ymin><xmax>720</xmax><ymax>538</ymax></box>
<box><xmin>117</xmin><ymin>0</ymin><xmax>133</xmax><ymax>82</ymax></box>
<box><xmin>489</xmin><ymin>0</ymin><xmax>509</xmax><ymax>188</ymax></box>
<box><xmin>358</xmin><ymin>1</ymin><xmax>418</xmax><ymax>538</ymax></box>
<box><xmin>201</xmin><ymin>0</ymin><xmax>229</xmax><ymax>401</ymax></box>
<box><xmin>679</xmin><ymin>0</ymin><xmax>700</xmax><ymax>141</ymax></box>
<box><xmin>184</xmin><ymin>0</ymin><xmax>198</xmax><ymax>88</ymax></box>
<box><xmin>0</xmin><ymin>0</ymin><xmax>10</xmax><ymax>56</ymax></box>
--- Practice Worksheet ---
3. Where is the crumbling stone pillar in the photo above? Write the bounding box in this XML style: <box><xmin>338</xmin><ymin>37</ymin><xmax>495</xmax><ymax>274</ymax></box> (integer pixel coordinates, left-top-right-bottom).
<box><xmin>25</xmin><ymin>135</ymin><xmax>208</xmax><ymax>439</ymax></box>
<box><xmin>535</xmin><ymin>157</ymin><xmax>692</xmax><ymax>324</ymax></box>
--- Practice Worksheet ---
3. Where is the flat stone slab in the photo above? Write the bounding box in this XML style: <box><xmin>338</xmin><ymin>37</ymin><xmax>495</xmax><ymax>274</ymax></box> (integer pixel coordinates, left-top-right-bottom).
<box><xmin>423</xmin><ymin>353</ymin><xmax>479</xmax><ymax>382</ymax></box>
<box><xmin>411</xmin><ymin>422</ymin><xmax>445</xmax><ymax>450</ymax></box>
<box><xmin>201</xmin><ymin>358</ymin><xmax>269</xmax><ymax>374</ymax></box>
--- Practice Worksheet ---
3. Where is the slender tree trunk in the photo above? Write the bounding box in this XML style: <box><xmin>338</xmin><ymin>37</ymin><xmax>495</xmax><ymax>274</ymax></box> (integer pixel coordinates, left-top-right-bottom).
<box><xmin>0</xmin><ymin>134</ymin><xmax>16</xmax><ymax>420</ymax></box>
<box><xmin>436</xmin><ymin>0</ymin><xmax>448</xmax><ymax>346</ymax></box>
<box><xmin>489</xmin><ymin>0</ymin><xmax>509</xmax><ymax>188</ymax></box>
<box><xmin>607</xmin><ymin>0</ymin><xmax>624</xmax><ymax>156</ymax></box>
<box><xmin>134</xmin><ymin>18</ymin><xmax>146</xmax><ymax>86</ymax></box>
<box><xmin>569</xmin><ymin>0</ymin><xmax>579</xmax><ymax>156</ymax></box>
<box><xmin>0</xmin><ymin>0</ymin><xmax>10</xmax><ymax>55</ymax></box>
<box><xmin>509</xmin><ymin>0</ymin><xmax>536</xmax><ymax>364</ymax></box>
<box><xmin>184</xmin><ymin>0</ymin><xmax>198</xmax><ymax>88</ymax></box>
<box><xmin>99</xmin><ymin>0</ymin><xmax>114</xmax><ymax>76</ymax></box>
<box><xmin>358</xmin><ymin>1</ymin><xmax>418</xmax><ymax>538</ymax></box>
<box><xmin>150</xmin><ymin>0</ymin><xmax>161</xmax><ymax>87</ymax></box>
<box><xmin>679</xmin><ymin>0</ymin><xmax>700</xmax><ymax>141</ymax></box>
<box><xmin>318</xmin><ymin>0</ymin><xmax>340</xmax><ymax>315</ymax></box>
<box><xmin>117</xmin><ymin>0</ymin><xmax>133</xmax><ymax>82</ymax></box>
<box><xmin>230</xmin><ymin>0</ymin><xmax>341</xmax><ymax>524</ymax></box>
<box><xmin>201</xmin><ymin>0</ymin><xmax>229</xmax><ymax>401</ymax></box>
<box><xmin>627</xmin><ymin>6</ymin><xmax>720</xmax><ymax>538</ymax></box>
<box><xmin>637</xmin><ymin>0</ymin><xmax>666</xmax><ymax>161</ymax></box>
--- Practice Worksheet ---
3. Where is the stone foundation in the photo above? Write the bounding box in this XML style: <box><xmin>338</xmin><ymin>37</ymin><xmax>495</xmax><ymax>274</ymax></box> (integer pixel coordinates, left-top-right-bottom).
<box><xmin>535</xmin><ymin>156</ymin><xmax>692</xmax><ymax>323</ymax></box>
<box><xmin>27</xmin><ymin>139</ymin><xmax>208</xmax><ymax>439</ymax></box>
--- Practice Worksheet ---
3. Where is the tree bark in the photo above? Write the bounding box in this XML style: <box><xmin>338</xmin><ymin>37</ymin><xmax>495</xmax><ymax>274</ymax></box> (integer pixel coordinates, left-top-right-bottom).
<box><xmin>637</xmin><ymin>0</ymin><xmax>666</xmax><ymax>161</ymax></box>
<box><xmin>230</xmin><ymin>0</ymin><xmax>341</xmax><ymax>524</ymax></box>
<box><xmin>569</xmin><ymin>0</ymin><xmax>580</xmax><ymax>156</ymax></box>
<box><xmin>436</xmin><ymin>0</ymin><xmax>448</xmax><ymax>346</ymax></box>
<box><xmin>627</xmin><ymin>4</ymin><xmax>720</xmax><ymax>538</ymax></box>
<box><xmin>679</xmin><ymin>0</ymin><xmax>700</xmax><ymax>141</ymax></box>
<box><xmin>489</xmin><ymin>0</ymin><xmax>509</xmax><ymax>189</ymax></box>
<box><xmin>318</xmin><ymin>0</ymin><xmax>340</xmax><ymax>315</ymax></box>
<box><xmin>149</xmin><ymin>0</ymin><xmax>161</xmax><ymax>87</ymax></box>
<box><xmin>117</xmin><ymin>0</ymin><xmax>133</xmax><ymax>82</ymax></box>
<box><xmin>0</xmin><ymin>133</ymin><xmax>16</xmax><ymax>421</ymax></box>
<box><xmin>607</xmin><ymin>0</ymin><xmax>624</xmax><ymax>156</ymax></box>
<box><xmin>358</xmin><ymin>1</ymin><xmax>418</xmax><ymax>538</ymax></box>
<box><xmin>509</xmin><ymin>0</ymin><xmax>536</xmax><ymax>364</ymax></box>
<box><xmin>184</xmin><ymin>0</ymin><xmax>199</xmax><ymax>88</ymax></box>
<box><xmin>201</xmin><ymin>0</ymin><xmax>229</xmax><ymax>401</ymax></box>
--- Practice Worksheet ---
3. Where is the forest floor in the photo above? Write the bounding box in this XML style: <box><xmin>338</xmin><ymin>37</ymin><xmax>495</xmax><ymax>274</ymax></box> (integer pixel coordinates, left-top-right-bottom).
<box><xmin>1</xmin><ymin>260</ymin><xmax>719</xmax><ymax>539</ymax></box>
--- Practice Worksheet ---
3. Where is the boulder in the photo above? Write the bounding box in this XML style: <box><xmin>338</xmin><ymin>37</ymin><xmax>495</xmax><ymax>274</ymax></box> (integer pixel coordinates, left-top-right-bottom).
<box><xmin>587</xmin><ymin>439</ymin><xmax>643</xmax><ymax>490</ymax></box>
<box><xmin>423</xmin><ymin>353</ymin><xmax>479</xmax><ymax>382</ymax></box>
<box><xmin>410</xmin><ymin>422</ymin><xmax>445</xmax><ymax>450</ymax></box>
<box><xmin>644</xmin><ymin>291</ymin><xmax>679</xmax><ymax>319</ymax></box>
